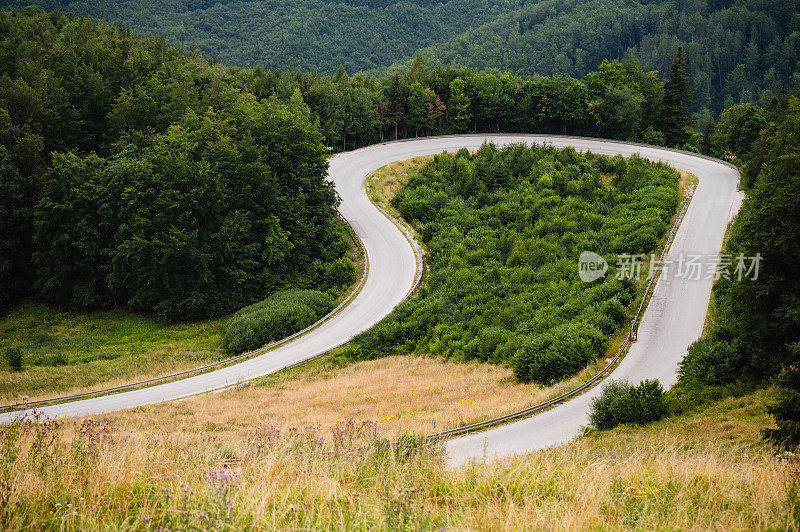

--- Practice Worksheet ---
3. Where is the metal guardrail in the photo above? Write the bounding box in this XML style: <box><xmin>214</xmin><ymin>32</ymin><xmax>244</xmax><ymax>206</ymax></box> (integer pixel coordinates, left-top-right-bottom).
<box><xmin>426</xmin><ymin>186</ymin><xmax>694</xmax><ymax>440</ymax></box>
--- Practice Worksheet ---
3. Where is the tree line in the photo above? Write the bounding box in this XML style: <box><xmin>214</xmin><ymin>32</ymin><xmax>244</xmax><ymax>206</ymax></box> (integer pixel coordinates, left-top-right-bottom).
<box><xmin>257</xmin><ymin>51</ymin><xmax>696</xmax><ymax>152</ymax></box>
<box><xmin>4</xmin><ymin>0</ymin><xmax>796</xmax><ymax>116</ymax></box>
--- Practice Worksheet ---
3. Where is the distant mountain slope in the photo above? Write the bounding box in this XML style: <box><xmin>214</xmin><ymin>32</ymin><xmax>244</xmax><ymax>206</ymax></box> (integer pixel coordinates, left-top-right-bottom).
<box><xmin>5</xmin><ymin>0</ymin><xmax>797</xmax><ymax>113</ymax></box>
<box><xmin>0</xmin><ymin>0</ymin><xmax>528</xmax><ymax>72</ymax></box>
<box><xmin>407</xmin><ymin>0</ymin><xmax>800</xmax><ymax>113</ymax></box>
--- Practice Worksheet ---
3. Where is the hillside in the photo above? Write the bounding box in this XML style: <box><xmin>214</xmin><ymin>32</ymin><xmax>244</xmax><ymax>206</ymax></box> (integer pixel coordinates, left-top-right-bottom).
<box><xmin>4</xmin><ymin>0</ymin><xmax>798</xmax><ymax>114</ymax></box>
<box><xmin>0</xmin><ymin>375</ymin><xmax>792</xmax><ymax>529</ymax></box>
<box><xmin>409</xmin><ymin>0</ymin><xmax>800</xmax><ymax>114</ymax></box>
<box><xmin>0</xmin><ymin>0</ymin><xmax>525</xmax><ymax>72</ymax></box>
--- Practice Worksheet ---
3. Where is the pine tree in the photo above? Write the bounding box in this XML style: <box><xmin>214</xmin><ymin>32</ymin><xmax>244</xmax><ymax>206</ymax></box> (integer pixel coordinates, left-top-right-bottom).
<box><xmin>700</xmin><ymin>119</ymin><xmax>715</xmax><ymax>155</ymax></box>
<box><xmin>762</xmin><ymin>348</ymin><xmax>800</xmax><ymax>449</ymax></box>
<box><xmin>659</xmin><ymin>47</ymin><xmax>694</xmax><ymax>147</ymax></box>
<box><xmin>384</xmin><ymin>73</ymin><xmax>407</xmax><ymax>140</ymax></box>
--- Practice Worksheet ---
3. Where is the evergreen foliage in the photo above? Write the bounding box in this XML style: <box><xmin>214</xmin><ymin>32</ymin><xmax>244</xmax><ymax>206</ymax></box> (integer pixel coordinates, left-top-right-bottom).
<box><xmin>762</xmin><ymin>355</ymin><xmax>800</xmax><ymax>449</ymax></box>
<box><xmin>659</xmin><ymin>47</ymin><xmax>694</xmax><ymax>147</ymax></box>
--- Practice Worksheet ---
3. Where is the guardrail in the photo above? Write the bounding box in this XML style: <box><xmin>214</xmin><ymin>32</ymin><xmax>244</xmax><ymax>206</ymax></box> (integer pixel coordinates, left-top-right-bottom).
<box><xmin>426</xmin><ymin>184</ymin><xmax>694</xmax><ymax>440</ymax></box>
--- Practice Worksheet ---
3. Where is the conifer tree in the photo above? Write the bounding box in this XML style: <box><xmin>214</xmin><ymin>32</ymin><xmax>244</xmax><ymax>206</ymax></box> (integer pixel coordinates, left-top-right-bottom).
<box><xmin>659</xmin><ymin>47</ymin><xmax>694</xmax><ymax>147</ymax></box>
<box><xmin>763</xmin><ymin>349</ymin><xmax>800</xmax><ymax>449</ymax></box>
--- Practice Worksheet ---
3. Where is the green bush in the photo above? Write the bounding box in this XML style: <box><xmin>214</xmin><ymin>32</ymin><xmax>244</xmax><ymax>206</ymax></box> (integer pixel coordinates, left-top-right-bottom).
<box><xmin>325</xmin><ymin>257</ymin><xmax>356</xmax><ymax>288</ymax></box>
<box><xmin>353</xmin><ymin>144</ymin><xmax>679</xmax><ymax>383</ymax></box>
<box><xmin>4</xmin><ymin>346</ymin><xmax>22</xmax><ymax>371</ymax></box>
<box><xmin>590</xmin><ymin>379</ymin><xmax>668</xmax><ymax>430</ymax></box>
<box><xmin>678</xmin><ymin>337</ymin><xmax>743</xmax><ymax>385</ymax></box>
<box><xmin>222</xmin><ymin>290</ymin><xmax>335</xmax><ymax>354</ymax></box>
<box><xmin>512</xmin><ymin>323</ymin><xmax>607</xmax><ymax>384</ymax></box>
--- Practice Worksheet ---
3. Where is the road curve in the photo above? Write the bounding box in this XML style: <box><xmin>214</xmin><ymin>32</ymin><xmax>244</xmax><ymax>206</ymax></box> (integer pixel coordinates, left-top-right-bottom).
<box><xmin>1</xmin><ymin>136</ymin><xmax>743</xmax><ymax>457</ymax></box>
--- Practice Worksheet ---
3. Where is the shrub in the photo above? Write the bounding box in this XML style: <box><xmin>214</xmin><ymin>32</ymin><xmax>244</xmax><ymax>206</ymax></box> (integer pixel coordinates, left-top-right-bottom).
<box><xmin>325</xmin><ymin>257</ymin><xmax>356</xmax><ymax>288</ymax></box>
<box><xmin>222</xmin><ymin>290</ymin><xmax>335</xmax><ymax>354</ymax></box>
<box><xmin>351</xmin><ymin>144</ymin><xmax>679</xmax><ymax>383</ymax></box>
<box><xmin>512</xmin><ymin>323</ymin><xmax>606</xmax><ymax>384</ymax></box>
<box><xmin>678</xmin><ymin>337</ymin><xmax>742</xmax><ymax>385</ymax></box>
<box><xmin>4</xmin><ymin>346</ymin><xmax>22</xmax><ymax>371</ymax></box>
<box><xmin>590</xmin><ymin>378</ymin><xmax>668</xmax><ymax>430</ymax></box>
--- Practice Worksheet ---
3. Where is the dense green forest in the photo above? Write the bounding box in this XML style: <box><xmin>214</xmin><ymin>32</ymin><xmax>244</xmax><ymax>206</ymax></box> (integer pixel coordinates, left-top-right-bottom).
<box><xmin>670</xmin><ymin>93</ymin><xmax>800</xmax><ymax>445</ymax></box>
<box><xmin>0</xmin><ymin>9</ymin><xmax>353</xmax><ymax>320</ymax></box>
<box><xmin>250</xmin><ymin>53</ymin><xmax>697</xmax><ymax>151</ymax></box>
<box><xmin>340</xmin><ymin>144</ymin><xmax>681</xmax><ymax>385</ymax></box>
<box><xmin>5</xmin><ymin>0</ymin><xmax>797</xmax><ymax>115</ymax></box>
<box><xmin>0</xmin><ymin>0</ymin><xmax>525</xmax><ymax>72</ymax></box>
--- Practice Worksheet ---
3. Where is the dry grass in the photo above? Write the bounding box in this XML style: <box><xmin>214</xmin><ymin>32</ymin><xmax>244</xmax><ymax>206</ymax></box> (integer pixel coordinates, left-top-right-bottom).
<box><xmin>1</xmin><ymin>388</ymin><xmax>796</xmax><ymax>530</ymax></box>
<box><xmin>111</xmin><ymin>354</ymin><xmax>608</xmax><ymax>437</ymax></box>
<box><xmin>365</xmin><ymin>155</ymin><xmax>434</xmax><ymax>207</ymax></box>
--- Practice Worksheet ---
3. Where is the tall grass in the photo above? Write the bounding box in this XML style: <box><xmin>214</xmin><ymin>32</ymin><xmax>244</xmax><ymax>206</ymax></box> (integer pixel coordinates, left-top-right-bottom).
<box><xmin>0</xmin><ymin>389</ymin><xmax>795</xmax><ymax>530</ymax></box>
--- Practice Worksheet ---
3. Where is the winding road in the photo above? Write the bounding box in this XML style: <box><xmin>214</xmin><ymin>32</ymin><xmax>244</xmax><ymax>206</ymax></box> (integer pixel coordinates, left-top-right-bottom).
<box><xmin>1</xmin><ymin>135</ymin><xmax>742</xmax><ymax>467</ymax></box>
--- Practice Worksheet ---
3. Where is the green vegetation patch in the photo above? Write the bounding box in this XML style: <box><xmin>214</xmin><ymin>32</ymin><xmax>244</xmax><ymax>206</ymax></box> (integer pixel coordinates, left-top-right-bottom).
<box><xmin>222</xmin><ymin>289</ymin><xmax>336</xmax><ymax>354</ymax></box>
<box><xmin>590</xmin><ymin>379</ymin><xmax>668</xmax><ymax>430</ymax></box>
<box><xmin>343</xmin><ymin>143</ymin><xmax>680</xmax><ymax>385</ymax></box>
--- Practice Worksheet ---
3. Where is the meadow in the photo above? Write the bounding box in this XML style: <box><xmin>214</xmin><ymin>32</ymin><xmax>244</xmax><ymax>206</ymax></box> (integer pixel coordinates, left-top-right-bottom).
<box><xmin>0</xmin><ymin>387</ymin><xmax>793</xmax><ymax>530</ymax></box>
<box><xmin>0</xmin><ymin>303</ymin><xmax>224</xmax><ymax>404</ymax></box>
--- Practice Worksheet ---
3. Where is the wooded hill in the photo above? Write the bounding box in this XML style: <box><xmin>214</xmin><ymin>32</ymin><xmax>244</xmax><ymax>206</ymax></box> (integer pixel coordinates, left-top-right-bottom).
<box><xmin>4</xmin><ymin>0</ymin><xmax>798</xmax><ymax>114</ymax></box>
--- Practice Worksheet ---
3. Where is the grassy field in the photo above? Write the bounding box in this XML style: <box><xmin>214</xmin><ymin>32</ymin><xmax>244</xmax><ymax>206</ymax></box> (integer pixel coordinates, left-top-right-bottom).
<box><xmin>1</xmin><ymin>387</ymin><xmax>793</xmax><ymax>530</ymax></box>
<box><xmin>113</xmin><ymin>354</ymin><xmax>610</xmax><ymax>436</ymax></box>
<box><xmin>365</xmin><ymin>155</ymin><xmax>434</xmax><ymax>209</ymax></box>
<box><xmin>0</xmin><ymin>303</ymin><xmax>225</xmax><ymax>403</ymax></box>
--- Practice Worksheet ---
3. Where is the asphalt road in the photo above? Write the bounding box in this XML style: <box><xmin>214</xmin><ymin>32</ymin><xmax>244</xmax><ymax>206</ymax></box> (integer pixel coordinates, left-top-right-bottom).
<box><xmin>1</xmin><ymin>136</ymin><xmax>743</xmax><ymax>464</ymax></box>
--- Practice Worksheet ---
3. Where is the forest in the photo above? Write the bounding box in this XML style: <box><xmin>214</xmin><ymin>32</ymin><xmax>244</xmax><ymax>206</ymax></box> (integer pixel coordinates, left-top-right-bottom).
<box><xmin>341</xmin><ymin>144</ymin><xmax>681</xmax><ymax>385</ymax></box>
<box><xmin>245</xmin><ymin>51</ymin><xmax>698</xmax><ymax>152</ymax></box>
<box><xmin>0</xmin><ymin>6</ymin><xmax>711</xmax><ymax>324</ymax></box>
<box><xmin>0</xmin><ymin>9</ymin><xmax>353</xmax><ymax>321</ymax></box>
<box><xmin>409</xmin><ymin>0</ymin><xmax>800</xmax><ymax>115</ymax></box>
<box><xmin>3</xmin><ymin>0</ymin><xmax>796</xmax><ymax>116</ymax></box>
